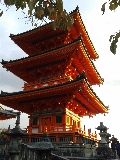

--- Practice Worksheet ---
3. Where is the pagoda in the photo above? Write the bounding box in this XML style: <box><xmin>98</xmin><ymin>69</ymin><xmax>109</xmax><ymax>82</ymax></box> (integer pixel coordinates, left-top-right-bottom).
<box><xmin>0</xmin><ymin>7</ymin><xmax>108</xmax><ymax>142</ymax></box>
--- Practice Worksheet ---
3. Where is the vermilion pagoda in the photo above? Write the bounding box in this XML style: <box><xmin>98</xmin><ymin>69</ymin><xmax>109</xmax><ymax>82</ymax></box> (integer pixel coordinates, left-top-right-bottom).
<box><xmin>0</xmin><ymin>7</ymin><xmax>108</xmax><ymax>141</ymax></box>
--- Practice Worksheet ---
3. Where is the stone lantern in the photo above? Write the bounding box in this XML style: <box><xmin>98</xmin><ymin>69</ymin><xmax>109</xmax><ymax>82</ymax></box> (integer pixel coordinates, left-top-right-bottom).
<box><xmin>4</xmin><ymin>112</ymin><xmax>28</xmax><ymax>160</ymax></box>
<box><xmin>95</xmin><ymin>122</ymin><xmax>112</xmax><ymax>159</ymax></box>
<box><xmin>96</xmin><ymin>122</ymin><xmax>108</xmax><ymax>145</ymax></box>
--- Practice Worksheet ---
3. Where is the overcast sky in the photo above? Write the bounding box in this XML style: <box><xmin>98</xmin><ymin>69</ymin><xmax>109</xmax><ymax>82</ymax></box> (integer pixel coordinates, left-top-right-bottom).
<box><xmin>0</xmin><ymin>1</ymin><xmax>120</xmax><ymax>140</ymax></box>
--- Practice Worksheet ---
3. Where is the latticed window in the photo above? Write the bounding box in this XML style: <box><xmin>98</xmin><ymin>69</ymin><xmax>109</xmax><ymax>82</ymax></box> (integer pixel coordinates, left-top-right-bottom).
<box><xmin>72</xmin><ymin>120</ymin><xmax>76</xmax><ymax>125</ymax></box>
<box><xmin>56</xmin><ymin>116</ymin><xmax>62</xmax><ymax>123</ymax></box>
<box><xmin>66</xmin><ymin>116</ymin><xmax>70</xmax><ymax>124</ymax></box>
<box><xmin>32</xmin><ymin>118</ymin><xmax>38</xmax><ymax>125</ymax></box>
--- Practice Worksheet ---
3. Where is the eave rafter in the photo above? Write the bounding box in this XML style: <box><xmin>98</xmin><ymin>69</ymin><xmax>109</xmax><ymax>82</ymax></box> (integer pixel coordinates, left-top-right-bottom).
<box><xmin>0</xmin><ymin>73</ymin><xmax>108</xmax><ymax>116</ymax></box>
<box><xmin>67</xmin><ymin>97</ymin><xmax>90</xmax><ymax>117</ymax></box>
<box><xmin>19</xmin><ymin>94</ymin><xmax>69</xmax><ymax>114</ymax></box>
<box><xmin>74</xmin><ymin>91</ymin><xmax>98</xmax><ymax>115</ymax></box>
<box><xmin>10</xmin><ymin>25</ymin><xmax>67</xmax><ymax>56</ymax></box>
<box><xmin>2</xmin><ymin>38</ymin><xmax>79</xmax><ymax>83</ymax></box>
<box><xmin>71</xmin><ymin>42</ymin><xmax>103</xmax><ymax>85</ymax></box>
<box><xmin>2</xmin><ymin>37</ymin><xmax>103</xmax><ymax>86</ymax></box>
<box><xmin>77</xmin><ymin>84</ymin><xmax>108</xmax><ymax>114</ymax></box>
<box><xmin>9</xmin><ymin>7</ymin><xmax>98</xmax><ymax>60</ymax></box>
<box><xmin>71</xmin><ymin>8</ymin><xmax>98</xmax><ymax>59</ymax></box>
<box><xmin>64</xmin><ymin>80</ymin><xmax>108</xmax><ymax>116</ymax></box>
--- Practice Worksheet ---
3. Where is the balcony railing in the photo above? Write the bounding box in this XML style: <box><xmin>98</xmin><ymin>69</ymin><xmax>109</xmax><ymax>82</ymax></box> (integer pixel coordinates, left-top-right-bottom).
<box><xmin>26</xmin><ymin>124</ymin><xmax>97</xmax><ymax>142</ymax></box>
<box><xmin>22</xmin><ymin>135</ymin><xmax>97</xmax><ymax>145</ymax></box>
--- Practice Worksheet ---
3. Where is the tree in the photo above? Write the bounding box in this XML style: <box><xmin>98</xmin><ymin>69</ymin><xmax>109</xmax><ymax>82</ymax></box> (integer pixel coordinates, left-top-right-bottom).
<box><xmin>0</xmin><ymin>0</ymin><xmax>73</xmax><ymax>30</ymax></box>
<box><xmin>101</xmin><ymin>0</ymin><xmax>120</xmax><ymax>55</ymax></box>
<box><xmin>1</xmin><ymin>1</ymin><xmax>118</xmax><ymax>54</ymax></box>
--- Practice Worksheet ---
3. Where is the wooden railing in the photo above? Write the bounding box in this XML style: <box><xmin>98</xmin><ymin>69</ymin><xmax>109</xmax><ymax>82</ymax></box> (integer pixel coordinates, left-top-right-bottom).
<box><xmin>26</xmin><ymin>124</ymin><xmax>97</xmax><ymax>142</ymax></box>
<box><xmin>22</xmin><ymin>135</ymin><xmax>97</xmax><ymax>144</ymax></box>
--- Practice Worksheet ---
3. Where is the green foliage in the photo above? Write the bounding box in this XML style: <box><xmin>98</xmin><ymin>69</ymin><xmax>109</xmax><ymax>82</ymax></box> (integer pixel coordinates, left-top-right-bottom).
<box><xmin>0</xmin><ymin>0</ymin><xmax>74</xmax><ymax>30</ymax></box>
<box><xmin>102</xmin><ymin>0</ymin><xmax>120</xmax><ymax>54</ymax></box>
<box><xmin>101</xmin><ymin>0</ymin><xmax>120</xmax><ymax>14</ymax></box>
<box><xmin>109</xmin><ymin>32</ymin><xmax>120</xmax><ymax>55</ymax></box>
<box><xmin>0</xmin><ymin>10</ymin><xmax>3</xmax><ymax>17</ymax></box>
<box><xmin>101</xmin><ymin>2</ymin><xmax>107</xmax><ymax>15</ymax></box>
<box><xmin>110</xmin><ymin>37</ymin><xmax>118</xmax><ymax>55</ymax></box>
<box><xmin>109</xmin><ymin>0</ymin><xmax>119</xmax><ymax>11</ymax></box>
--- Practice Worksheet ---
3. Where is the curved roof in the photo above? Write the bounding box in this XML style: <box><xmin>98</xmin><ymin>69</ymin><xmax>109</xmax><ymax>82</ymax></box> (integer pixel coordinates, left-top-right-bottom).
<box><xmin>2</xmin><ymin>37</ymin><xmax>103</xmax><ymax>85</ymax></box>
<box><xmin>9</xmin><ymin>7</ymin><xmax>98</xmax><ymax>59</ymax></box>
<box><xmin>0</xmin><ymin>106</ymin><xmax>17</xmax><ymax>120</ymax></box>
<box><xmin>0</xmin><ymin>76</ymin><xmax>108</xmax><ymax>116</ymax></box>
<box><xmin>70</xmin><ymin>7</ymin><xmax>98</xmax><ymax>59</ymax></box>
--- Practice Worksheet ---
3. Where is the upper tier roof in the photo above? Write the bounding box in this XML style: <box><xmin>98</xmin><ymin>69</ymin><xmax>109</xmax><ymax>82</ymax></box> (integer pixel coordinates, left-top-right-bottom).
<box><xmin>0</xmin><ymin>75</ymin><xmax>108</xmax><ymax>116</ymax></box>
<box><xmin>10</xmin><ymin>7</ymin><xmax>98</xmax><ymax>59</ymax></box>
<box><xmin>1</xmin><ymin>37</ymin><xmax>103</xmax><ymax>85</ymax></box>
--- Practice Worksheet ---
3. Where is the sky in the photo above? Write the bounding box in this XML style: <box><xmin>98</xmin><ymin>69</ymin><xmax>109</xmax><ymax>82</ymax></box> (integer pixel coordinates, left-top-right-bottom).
<box><xmin>0</xmin><ymin>0</ymin><xmax>120</xmax><ymax>140</ymax></box>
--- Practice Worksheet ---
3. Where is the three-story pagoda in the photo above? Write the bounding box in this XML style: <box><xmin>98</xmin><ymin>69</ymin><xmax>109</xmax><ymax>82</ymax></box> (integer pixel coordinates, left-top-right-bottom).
<box><xmin>0</xmin><ymin>7</ymin><xmax>108</xmax><ymax>141</ymax></box>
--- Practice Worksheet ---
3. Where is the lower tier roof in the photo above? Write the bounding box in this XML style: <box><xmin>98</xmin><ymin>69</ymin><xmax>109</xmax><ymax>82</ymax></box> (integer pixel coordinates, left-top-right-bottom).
<box><xmin>0</xmin><ymin>75</ymin><xmax>108</xmax><ymax>116</ymax></box>
<box><xmin>0</xmin><ymin>106</ymin><xmax>17</xmax><ymax>120</ymax></box>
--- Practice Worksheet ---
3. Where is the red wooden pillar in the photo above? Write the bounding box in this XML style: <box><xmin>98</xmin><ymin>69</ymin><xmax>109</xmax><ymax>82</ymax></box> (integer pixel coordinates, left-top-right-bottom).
<box><xmin>72</xmin><ymin>122</ymin><xmax>76</xmax><ymax>132</ymax></box>
<box><xmin>73</xmin><ymin>134</ymin><xmax>76</xmax><ymax>143</ymax></box>
<box><xmin>56</xmin><ymin>134</ymin><xmax>59</xmax><ymax>143</ymax></box>
<box><xmin>63</xmin><ymin>114</ymin><xmax>66</xmax><ymax>131</ymax></box>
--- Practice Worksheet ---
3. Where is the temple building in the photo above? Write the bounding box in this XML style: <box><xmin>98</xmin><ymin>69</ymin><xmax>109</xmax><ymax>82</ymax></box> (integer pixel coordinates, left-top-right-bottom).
<box><xmin>0</xmin><ymin>7</ymin><xmax>108</xmax><ymax>142</ymax></box>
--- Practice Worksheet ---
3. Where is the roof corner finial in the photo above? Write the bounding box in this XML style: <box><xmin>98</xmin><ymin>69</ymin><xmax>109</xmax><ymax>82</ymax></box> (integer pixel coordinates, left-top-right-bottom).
<box><xmin>1</xmin><ymin>59</ymin><xmax>4</xmax><ymax>64</ymax></box>
<box><xmin>1</xmin><ymin>59</ymin><xmax>8</xmax><ymax>64</ymax></box>
<box><xmin>10</xmin><ymin>33</ymin><xmax>14</xmax><ymax>37</ymax></box>
<box><xmin>76</xmin><ymin>5</ymin><xmax>79</xmax><ymax>11</ymax></box>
